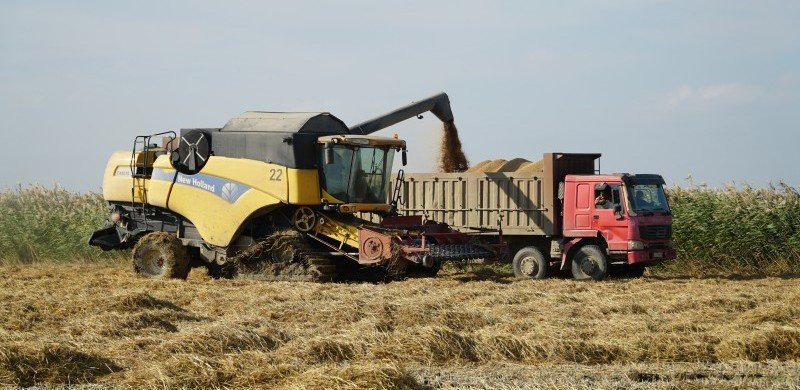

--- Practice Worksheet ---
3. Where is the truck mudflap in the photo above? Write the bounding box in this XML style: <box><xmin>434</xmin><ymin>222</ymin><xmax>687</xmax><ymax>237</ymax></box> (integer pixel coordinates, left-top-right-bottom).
<box><xmin>357</xmin><ymin>215</ymin><xmax>505</xmax><ymax>266</ymax></box>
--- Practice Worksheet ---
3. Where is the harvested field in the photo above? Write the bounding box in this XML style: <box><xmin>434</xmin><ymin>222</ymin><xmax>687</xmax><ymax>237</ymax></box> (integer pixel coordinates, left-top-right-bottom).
<box><xmin>1</xmin><ymin>262</ymin><xmax>799</xmax><ymax>388</ymax></box>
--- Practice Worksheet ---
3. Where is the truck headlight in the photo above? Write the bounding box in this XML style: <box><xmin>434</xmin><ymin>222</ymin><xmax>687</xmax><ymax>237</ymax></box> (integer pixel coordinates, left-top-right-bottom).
<box><xmin>628</xmin><ymin>240</ymin><xmax>645</xmax><ymax>250</ymax></box>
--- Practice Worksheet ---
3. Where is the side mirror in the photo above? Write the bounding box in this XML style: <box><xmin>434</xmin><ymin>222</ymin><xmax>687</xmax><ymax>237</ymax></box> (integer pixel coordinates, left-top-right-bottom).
<box><xmin>401</xmin><ymin>148</ymin><xmax>407</xmax><ymax>166</ymax></box>
<box><xmin>324</xmin><ymin>142</ymin><xmax>334</xmax><ymax>165</ymax></box>
<box><xmin>614</xmin><ymin>204</ymin><xmax>623</xmax><ymax>219</ymax></box>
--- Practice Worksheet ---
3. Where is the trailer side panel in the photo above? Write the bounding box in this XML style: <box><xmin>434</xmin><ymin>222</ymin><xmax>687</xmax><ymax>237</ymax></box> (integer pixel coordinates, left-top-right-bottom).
<box><xmin>395</xmin><ymin>153</ymin><xmax>599</xmax><ymax>237</ymax></box>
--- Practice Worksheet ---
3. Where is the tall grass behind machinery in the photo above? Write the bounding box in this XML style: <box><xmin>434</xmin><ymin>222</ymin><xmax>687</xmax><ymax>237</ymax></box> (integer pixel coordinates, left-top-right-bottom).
<box><xmin>87</xmin><ymin>93</ymin><xmax>503</xmax><ymax>280</ymax></box>
<box><xmin>4</xmin><ymin>184</ymin><xmax>798</xmax><ymax>276</ymax></box>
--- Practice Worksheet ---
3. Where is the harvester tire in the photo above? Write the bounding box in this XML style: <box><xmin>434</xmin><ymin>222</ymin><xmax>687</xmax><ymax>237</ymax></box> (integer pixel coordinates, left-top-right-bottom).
<box><xmin>571</xmin><ymin>245</ymin><xmax>608</xmax><ymax>281</ymax></box>
<box><xmin>512</xmin><ymin>246</ymin><xmax>548</xmax><ymax>279</ymax></box>
<box><xmin>132</xmin><ymin>232</ymin><xmax>190</xmax><ymax>279</ymax></box>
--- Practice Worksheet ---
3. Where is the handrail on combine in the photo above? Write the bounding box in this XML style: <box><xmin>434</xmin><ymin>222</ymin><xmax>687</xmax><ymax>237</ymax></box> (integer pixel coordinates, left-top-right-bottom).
<box><xmin>129</xmin><ymin>131</ymin><xmax>176</xmax><ymax>226</ymax></box>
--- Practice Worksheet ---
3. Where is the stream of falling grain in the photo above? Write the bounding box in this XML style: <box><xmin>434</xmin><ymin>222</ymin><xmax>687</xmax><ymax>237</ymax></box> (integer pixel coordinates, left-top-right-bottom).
<box><xmin>439</xmin><ymin>121</ymin><xmax>470</xmax><ymax>173</ymax></box>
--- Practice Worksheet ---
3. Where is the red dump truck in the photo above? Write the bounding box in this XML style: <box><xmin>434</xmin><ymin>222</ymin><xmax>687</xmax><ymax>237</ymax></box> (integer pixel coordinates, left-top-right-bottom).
<box><xmin>394</xmin><ymin>153</ymin><xmax>676</xmax><ymax>279</ymax></box>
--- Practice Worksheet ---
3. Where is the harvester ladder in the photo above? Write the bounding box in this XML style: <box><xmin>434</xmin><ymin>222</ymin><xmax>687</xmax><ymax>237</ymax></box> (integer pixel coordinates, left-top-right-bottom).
<box><xmin>129</xmin><ymin>131</ymin><xmax>175</xmax><ymax>226</ymax></box>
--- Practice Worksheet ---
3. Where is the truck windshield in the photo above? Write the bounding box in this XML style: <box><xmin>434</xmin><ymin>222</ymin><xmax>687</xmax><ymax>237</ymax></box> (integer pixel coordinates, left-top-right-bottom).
<box><xmin>627</xmin><ymin>182</ymin><xmax>670</xmax><ymax>213</ymax></box>
<box><xmin>320</xmin><ymin>145</ymin><xmax>395</xmax><ymax>203</ymax></box>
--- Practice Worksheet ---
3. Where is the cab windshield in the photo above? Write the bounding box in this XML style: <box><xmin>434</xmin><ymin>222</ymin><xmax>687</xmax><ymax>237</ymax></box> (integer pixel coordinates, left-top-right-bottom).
<box><xmin>627</xmin><ymin>182</ymin><xmax>670</xmax><ymax>213</ymax></box>
<box><xmin>320</xmin><ymin>144</ymin><xmax>395</xmax><ymax>203</ymax></box>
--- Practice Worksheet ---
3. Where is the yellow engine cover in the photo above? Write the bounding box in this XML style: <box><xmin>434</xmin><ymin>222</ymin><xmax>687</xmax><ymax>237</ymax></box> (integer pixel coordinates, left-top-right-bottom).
<box><xmin>101</xmin><ymin>151</ymin><xmax>326</xmax><ymax>247</ymax></box>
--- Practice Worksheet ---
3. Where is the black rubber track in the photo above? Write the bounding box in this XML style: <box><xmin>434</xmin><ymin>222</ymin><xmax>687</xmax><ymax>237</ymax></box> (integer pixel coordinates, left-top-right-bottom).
<box><xmin>230</xmin><ymin>230</ymin><xmax>338</xmax><ymax>282</ymax></box>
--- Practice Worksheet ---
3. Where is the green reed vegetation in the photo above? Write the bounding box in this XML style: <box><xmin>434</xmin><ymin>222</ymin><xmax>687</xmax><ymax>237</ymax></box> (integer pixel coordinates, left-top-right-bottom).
<box><xmin>0</xmin><ymin>184</ymin><xmax>798</xmax><ymax>275</ymax></box>
<box><xmin>0</xmin><ymin>185</ymin><xmax>115</xmax><ymax>263</ymax></box>
<box><xmin>662</xmin><ymin>183</ymin><xmax>800</xmax><ymax>275</ymax></box>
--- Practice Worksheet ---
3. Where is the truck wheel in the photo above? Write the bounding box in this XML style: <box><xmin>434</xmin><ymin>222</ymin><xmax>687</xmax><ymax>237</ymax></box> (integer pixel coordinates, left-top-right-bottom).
<box><xmin>571</xmin><ymin>245</ymin><xmax>608</xmax><ymax>281</ymax></box>
<box><xmin>132</xmin><ymin>232</ymin><xmax>190</xmax><ymax>279</ymax></box>
<box><xmin>512</xmin><ymin>246</ymin><xmax>548</xmax><ymax>279</ymax></box>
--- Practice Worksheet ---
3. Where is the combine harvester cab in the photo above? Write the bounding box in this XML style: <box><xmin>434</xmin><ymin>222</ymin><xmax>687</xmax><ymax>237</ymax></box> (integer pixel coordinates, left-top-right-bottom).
<box><xmin>88</xmin><ymin>93</ymin><xmax>504</xmax><ymax>281</ymax></box>
<box><xmin>397</xmin><ymin>153</ymin><xmax>676</xmax><ymax>280</ymax></box>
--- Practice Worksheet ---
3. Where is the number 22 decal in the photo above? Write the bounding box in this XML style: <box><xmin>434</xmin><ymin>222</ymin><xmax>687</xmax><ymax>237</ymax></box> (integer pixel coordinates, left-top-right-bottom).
<box><xmin>269</xmin><ymin>169</ymin><xmax>283</xmax><ymax>181</ymax></box>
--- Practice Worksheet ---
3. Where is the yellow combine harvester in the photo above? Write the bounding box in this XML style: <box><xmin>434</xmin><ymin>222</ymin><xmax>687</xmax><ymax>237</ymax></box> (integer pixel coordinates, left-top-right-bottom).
<box><xmin>89</xmin><ymin>93</ymin><xmax>502</xmax><ymax>281</ymax></box>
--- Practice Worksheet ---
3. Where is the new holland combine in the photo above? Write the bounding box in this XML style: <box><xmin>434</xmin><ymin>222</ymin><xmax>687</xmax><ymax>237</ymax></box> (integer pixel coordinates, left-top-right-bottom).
<box><xmin>89</xmin><ymin>93</ymin><xmax>502</xmax><ymax>281</ymax></box>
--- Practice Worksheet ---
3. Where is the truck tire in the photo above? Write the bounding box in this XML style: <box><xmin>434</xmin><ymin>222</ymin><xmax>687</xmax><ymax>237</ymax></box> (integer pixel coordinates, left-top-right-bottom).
<box><xmin>132</xmin><ymin>232</ymin><xmax>190</xmax><ymax>279</ymax></box>
<box><xmin>512</xmin><ymin>246</ymin><xmax>548</xmax><ymax>279</ymax></box>
<box><xmin>571</xmin><ymin>245</ymin><xmax>608</xmax><ymax>281</ymax></box>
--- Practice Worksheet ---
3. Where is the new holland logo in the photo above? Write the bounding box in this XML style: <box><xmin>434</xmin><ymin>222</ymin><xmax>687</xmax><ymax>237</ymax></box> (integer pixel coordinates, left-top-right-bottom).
<box><xmin>149</xmin><ymin>169</ymin><xmax>250</xmax><ymax>204</ymax></box>
<box><xmin>220</xmin><ymin>182</ymin><xmax>240</xmax><ymax>203</ymax></box>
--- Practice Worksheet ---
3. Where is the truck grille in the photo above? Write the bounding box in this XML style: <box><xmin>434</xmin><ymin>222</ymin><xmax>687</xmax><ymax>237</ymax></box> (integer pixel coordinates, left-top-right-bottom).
<box><xmin>639</xmin><ymin>225</ymin><xmax>671</xmax><ymax>240</ymax></box>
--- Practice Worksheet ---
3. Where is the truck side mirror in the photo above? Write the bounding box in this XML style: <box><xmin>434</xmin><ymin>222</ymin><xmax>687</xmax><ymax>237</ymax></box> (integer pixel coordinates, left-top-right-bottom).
<box><xmin>324</xmin><ymin>143</ymin><xmax>334</xmax><ymax>165</ymax></box>
<box><xmin>401</xmin><ymin>148</ymin><xmax>407</xmax><ymax>166</ymax></box>
<box><xmin>614</xmin><ymin>204</ymin><xmax>623</xmax><ymax>219</ymax></box>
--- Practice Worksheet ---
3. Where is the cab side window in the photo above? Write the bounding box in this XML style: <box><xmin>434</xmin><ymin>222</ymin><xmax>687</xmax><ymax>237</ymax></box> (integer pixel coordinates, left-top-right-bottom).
<box><xmin>610</xmin><ymin>185</ymin><xmax>621</xmax><ymax>209</ymax></box>
<box><xmin>594</xmin><ymin>185</ymin><xmax>622</xmax><ymax>210</ymax></box>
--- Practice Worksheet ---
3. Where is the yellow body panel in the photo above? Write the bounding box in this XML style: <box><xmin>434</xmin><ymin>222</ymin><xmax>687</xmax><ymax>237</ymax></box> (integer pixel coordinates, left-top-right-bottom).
<box><xmin>102</xmin><ymin>152</ymin><xmax>332</xmax><ymax>247</ymax></box>
<box><xmin>166</xmin><ymin>182</ymin><xmax>283</xmax><ymax>246</ymax></box>
<box><xmin>321</xmin><ymin>190</ymin><xmax>344</xmax><ymax>204</ymax></box>
<box><xmin>287</xmin><ymin>169</ymin><xmax>322</xmax><ymax>204</ymax></box>
<box><xmin>145</xmin><ymin>157</ymin><xmax>174</xmax><ymax>208</ymax></box>
<box><xmin>199</xmin><ymin>157</ymin><xmax>289</xmax><ymax>201</ymax></box>
<box><xmin>100</xmin><ymin>150</ymin><xmax>389</xmax><ymax>249</ymax></box>
<box><xmin>102</xmin><ymin>151</ymin><xmax>140</xmax><ymax>203</ymax></box>
<box><xmin>313</xmin><ymin>213</ymin><xmax>361</xmax><ymax>249</ymax></box>
<box><xmin>153</xmin><ymin>155</ymin><xmax>301</xmax><ymax>247</ymax></box>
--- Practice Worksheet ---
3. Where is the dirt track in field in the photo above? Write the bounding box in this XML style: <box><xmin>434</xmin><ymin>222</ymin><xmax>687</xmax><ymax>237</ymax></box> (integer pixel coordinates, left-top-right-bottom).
<box><xmin>1</xmin><ymin>262</ymin><xmax>799</xmax><ymax>389</ymax></box>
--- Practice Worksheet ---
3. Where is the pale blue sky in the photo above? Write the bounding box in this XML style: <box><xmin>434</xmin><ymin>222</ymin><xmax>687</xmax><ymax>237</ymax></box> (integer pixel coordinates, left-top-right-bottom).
<box><xmin>1</xmin><ymin>1</ymin><xmax>798</xmax><ymax>190</ymax></box>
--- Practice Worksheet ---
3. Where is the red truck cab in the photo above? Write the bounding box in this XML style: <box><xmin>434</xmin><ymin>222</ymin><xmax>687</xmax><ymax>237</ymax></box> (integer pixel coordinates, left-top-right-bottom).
<box><xmin>560</xmin><ymin>173</ymin><xmax>676</xmax><ymax>278</ymax></box>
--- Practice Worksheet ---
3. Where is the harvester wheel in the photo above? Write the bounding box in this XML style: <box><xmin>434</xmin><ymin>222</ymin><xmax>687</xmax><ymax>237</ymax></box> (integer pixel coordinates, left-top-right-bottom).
<box><xmin>512</xmin><ymin>246</ymin><xmax>548</xmax><ymax>279</ymax></box>
<box><xmin>132</xmin><ymin>232</ymin><xmax>190</xmax><ymax>279</ymax></box>
<box><xmin>571</xmin><ymin>245</ymin><xmax>608</xmax><ymax>281</ymax></box>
